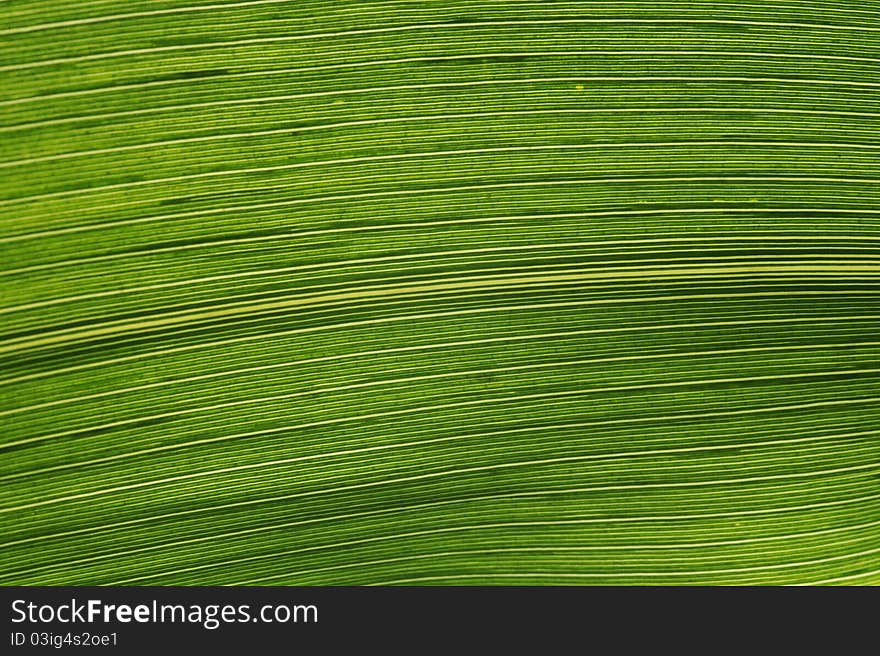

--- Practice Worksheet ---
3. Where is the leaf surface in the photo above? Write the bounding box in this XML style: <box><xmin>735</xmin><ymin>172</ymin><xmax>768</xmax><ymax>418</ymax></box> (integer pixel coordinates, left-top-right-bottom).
<box><xmin>1</xmin><ymin>0</ymin><xmax>879</xmax><ymax>585</ymax></box>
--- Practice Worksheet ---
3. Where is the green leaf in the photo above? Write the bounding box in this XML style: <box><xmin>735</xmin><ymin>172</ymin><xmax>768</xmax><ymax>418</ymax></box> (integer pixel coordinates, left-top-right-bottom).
<box><xmin>1</xmin><ymin>1</ymin><xmax>879</xmax><ymax>586</ymax></box>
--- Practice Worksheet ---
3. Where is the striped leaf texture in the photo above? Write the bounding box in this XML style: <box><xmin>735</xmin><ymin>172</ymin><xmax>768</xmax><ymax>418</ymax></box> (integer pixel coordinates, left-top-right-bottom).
<box><xmin>1</xmin><ymin>1</ymin><xmax>879</xmax><ymax>586</ymax></box>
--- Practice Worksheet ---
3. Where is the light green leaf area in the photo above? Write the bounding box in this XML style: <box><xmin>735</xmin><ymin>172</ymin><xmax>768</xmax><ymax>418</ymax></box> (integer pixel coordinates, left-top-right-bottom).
<box><xmin>1</xmin><ymin>1</ymin><xmax>879</xmax><ymax>586</ymax></box>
